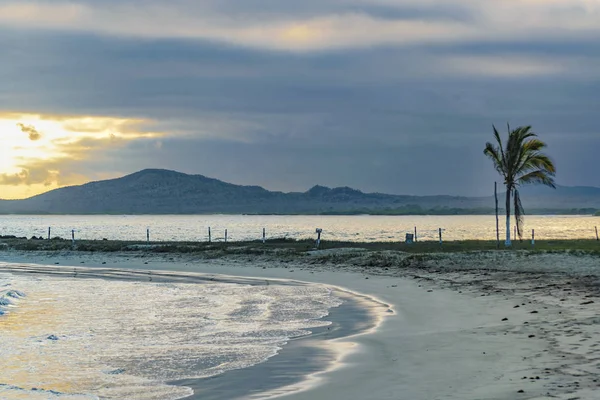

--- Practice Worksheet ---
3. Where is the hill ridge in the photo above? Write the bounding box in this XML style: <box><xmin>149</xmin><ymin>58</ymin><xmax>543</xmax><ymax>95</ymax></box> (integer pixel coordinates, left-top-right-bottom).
<box><xmin>0</xmin><ymin>169</ymin><xmax>598</xmax><ymax>214</ymax></box>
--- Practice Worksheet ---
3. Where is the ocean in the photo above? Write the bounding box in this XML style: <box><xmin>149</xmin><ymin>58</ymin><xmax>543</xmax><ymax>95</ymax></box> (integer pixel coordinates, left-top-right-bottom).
<box><xmin>0</xmin><ymin>266</ymin><xmax>351</xmax><ymax>400</ymax></box>
<box><xmin>0</xmin><ymin>214</ymin><xmax>598</xmax><ymax>242</ymax></box>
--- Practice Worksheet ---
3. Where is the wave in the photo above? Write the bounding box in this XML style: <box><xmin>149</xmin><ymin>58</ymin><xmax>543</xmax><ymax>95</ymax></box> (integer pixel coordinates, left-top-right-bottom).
<box><xmin>0</xmin><ymin>267</ymin><xmax>343</xmax><ymax>400</ymax></box>
<box><xmin>0</xmin><ymin>384</ymin><xmax>98</xmax><ymax>400</ymax></box>
<box><xmin>0</xmin><ymin>288</ymin><xmax>25</xmax><ymax>316</ymax></box>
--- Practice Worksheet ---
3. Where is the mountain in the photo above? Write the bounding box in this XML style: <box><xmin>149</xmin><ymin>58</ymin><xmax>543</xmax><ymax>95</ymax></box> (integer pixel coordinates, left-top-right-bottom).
<box><xmin>0</xmin><ymin>169</ymin><xmax>598</xmax><ymax>214</ymax></box>
<box><xmin>503</xmin><ymin>185</ymin><xmax>600</xmax><ymax>211</ymax></box>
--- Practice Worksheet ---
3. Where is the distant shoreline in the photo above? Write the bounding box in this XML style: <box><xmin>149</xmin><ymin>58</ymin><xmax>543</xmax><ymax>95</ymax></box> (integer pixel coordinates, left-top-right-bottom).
<box><xmin>0</xmin><ymin>208</ymin><xmax>598</xmax><ymax>216</ymax></box>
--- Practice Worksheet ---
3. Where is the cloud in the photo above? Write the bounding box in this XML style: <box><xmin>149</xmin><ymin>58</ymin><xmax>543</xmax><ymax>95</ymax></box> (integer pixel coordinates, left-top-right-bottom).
<box><xmin>0</xmin><ymin>166</ymin><xmax>60</xmax><ymax>187</ymax></box>
<box><xmin>16</xmin><ymin>123</ymin><xmax>42</xmax><ymax>141</ymax></box>
<box><xmin>0</xmin><ymin>1</ymin><xmax>599</xmax><ymax>197</ymax></box>
<box><xmin>0</xmin><ymin>1</ymin><xmax>598</xmax><ymax>51</ymax></box>
<box><xmin>0</xmin><ymin>113</ymin><xmax>164</xmax><ymax>198</ymax></box>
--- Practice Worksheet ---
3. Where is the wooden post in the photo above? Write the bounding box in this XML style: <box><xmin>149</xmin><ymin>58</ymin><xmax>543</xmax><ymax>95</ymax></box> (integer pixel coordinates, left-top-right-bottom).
<box><xmin>147</xmin><ymin>228</ymin><xmax>150</xmax><ymax>243</ymax></box>
<box><xmin>262</xmin><ymin>228</ymin><xmax>266</xmax><ymax>244</ymax></box>
<box><xmin>596</xmin><ymin>226</ymin><xmax>599</xmax><ymax>241</ymax></box>
<box><xmin>439</xmin><ymin>228</ymin><xmax>442</xmax><ymax>245</ymax></box>
<box><xmin>71</xmin><ymin>229</ymin><xmax>75</xmax><ymax>246</ymax></box>
<box><xmin>225</xmin><ymin>229</ymin><xmax>228</xmax><ymax>243</ymax></box>
<box><xmin>414</xmin><ymin>226</ymin><xmax>417</xmax><ymax>242</ymax></box>
<box><xmin>531</xmin><ymin>229</ymin><xmax>535</xmax><ymax>247</ymax></box>
<box><xmin>208</xmin><ymin>227</ymin><xmax>211</xmax><ymax>243</ymax></box>
<box><xmin>48</xmin><ymin>227</ymin><xmax>51</xmax><ymax>240</ymax></box>
<box><xmin>495</xmin><ymin>182</ymin><xmax>500</xmax><ymax>249</ymax></box>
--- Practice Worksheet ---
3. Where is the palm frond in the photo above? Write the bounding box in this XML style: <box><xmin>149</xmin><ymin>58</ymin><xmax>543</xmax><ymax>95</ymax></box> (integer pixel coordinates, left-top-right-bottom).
<box><xmin>483</xmin><ymin>142</ymin><xmax>505</xmax><ymax>177</ymax></box>
<box><xmin>516</xmin><ymin>152</ymin><xmax>556</xmax><ymax>182</ymax></box>
<box><xmin>517</xmin><ymin>170</ymin><xmax>556</xmax><ymax>188</ymax></box>
<box><xmin>492</xmin><ymin>125</ymin><xmax>506</xmax><ymax>164</ymax></box>
<box><xmin>507</xmin><ymin>126</ymin><xmax>538</xmax><ymax>177</ymax></box>
<box><xmin>521</xmin><ymin>138</ymin><xmax>546</xmax><ymax>153</ymax></box>
<box><xmin>514</xmin><ymin>188</ymin><xmax>525</xmax><ymax>240</ymax></box>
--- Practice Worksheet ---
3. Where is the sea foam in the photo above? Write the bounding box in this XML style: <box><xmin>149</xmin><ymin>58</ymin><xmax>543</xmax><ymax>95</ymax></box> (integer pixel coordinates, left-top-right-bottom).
<box><xmin>0</xmin><ymin>270</ymin><xmax>342</xmax><ymax>400</ymax></box>
<box><xmin>0</xmin><ymin>283</ymin><xmax>26</xmax><ymax>315</ymax></box>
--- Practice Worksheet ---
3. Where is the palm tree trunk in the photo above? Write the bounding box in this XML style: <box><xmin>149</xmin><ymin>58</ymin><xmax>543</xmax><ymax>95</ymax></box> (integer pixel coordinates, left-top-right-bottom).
<box><xmin>495</xmin><ymin>182</ymin><xmax>500</xmax><ymax>249</ymax></box>
<box><xmin>505</xmin><ymin>185</ymin><xmax>512</xmax><ymax>247</ymax></box>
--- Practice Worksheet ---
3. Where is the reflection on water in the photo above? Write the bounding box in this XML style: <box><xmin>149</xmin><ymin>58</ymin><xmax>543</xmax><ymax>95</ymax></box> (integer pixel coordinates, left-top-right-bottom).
<box><xmin>0</xmin><ymin>214</ymin><xmax>598</xmax><ymax>242</ymax></box>
<box><xmin>0</xmin><ymin>272</ymin><xmax>342</xmax><ymax>400</ymax></box>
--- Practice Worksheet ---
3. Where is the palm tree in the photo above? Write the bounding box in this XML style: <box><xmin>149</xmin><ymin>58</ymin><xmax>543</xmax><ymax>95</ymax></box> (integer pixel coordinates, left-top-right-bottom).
<box><xmin>484</xmin><ymin>124</ymin><xmax>556</xmax><ymax>246</ymax></box>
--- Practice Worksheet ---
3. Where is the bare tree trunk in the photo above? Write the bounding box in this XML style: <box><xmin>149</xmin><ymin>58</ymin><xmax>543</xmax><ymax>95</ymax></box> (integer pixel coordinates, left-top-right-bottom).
<box><xmin>495</xmin><ymin>182</ymin><xmax>500</xmax><ymax>249</ymax></box>
<box><xmin>505</xmin><ymin>185</ymin><xmax>512</xmax><ymax>247</ymax></box>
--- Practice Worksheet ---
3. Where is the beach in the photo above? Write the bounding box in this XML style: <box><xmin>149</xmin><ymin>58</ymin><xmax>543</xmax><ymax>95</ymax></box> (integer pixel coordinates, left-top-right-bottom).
<box><xmin>2</xmin><ymin>248</ymin><xmax>600</xmax><ymax>399</ymax></box>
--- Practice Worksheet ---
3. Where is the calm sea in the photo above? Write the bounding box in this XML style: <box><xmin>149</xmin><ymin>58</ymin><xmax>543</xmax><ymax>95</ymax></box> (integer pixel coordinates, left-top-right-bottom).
<box><xmin>0</xmin><ymin>214</ymin><xmax>598</xmax><ymax>242</ymax></box>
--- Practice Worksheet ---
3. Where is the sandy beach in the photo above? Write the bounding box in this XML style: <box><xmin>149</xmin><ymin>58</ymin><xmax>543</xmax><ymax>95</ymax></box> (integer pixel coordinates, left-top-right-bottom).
<box><xmin>2</xmin><ymin>248</ymin><xmax>600</xmax><ymax>399</ymax></box>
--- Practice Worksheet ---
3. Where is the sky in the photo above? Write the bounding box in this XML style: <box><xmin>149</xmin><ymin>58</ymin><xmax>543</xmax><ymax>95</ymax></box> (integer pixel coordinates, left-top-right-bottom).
<box><xmin>0</xmin><ymin>0</ymin><xmax>599</xmax><ymax>199</ymax></box>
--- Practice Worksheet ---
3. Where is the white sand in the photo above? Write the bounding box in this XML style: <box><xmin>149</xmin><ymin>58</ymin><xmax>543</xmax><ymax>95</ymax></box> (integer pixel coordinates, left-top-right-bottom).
<box><xmin>2</xmin><ymin>250</ymin><xmax>600</xmax><ymax>399</ymax></box>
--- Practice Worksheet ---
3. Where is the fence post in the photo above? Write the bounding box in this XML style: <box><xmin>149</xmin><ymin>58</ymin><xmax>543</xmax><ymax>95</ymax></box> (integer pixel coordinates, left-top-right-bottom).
<box><xmin>225</xmin><ymin>229</ymin><xmax>228</xmax><ymax>243</ymax></box>
<box><xmin>48</xmin><ymin>227</ymin><xmax>51</xmax><ymax>240</ymax></box>
<box><xmin>208</xmin><ymin>227</ymin><xmax>211</xmax><ymax>243</ymax></box>
<box><xmin>71</xmin><ymin>229</ymin><xmax>75</xmax><ymax>246</ymax></box>
<box><xmin>532</xmin><ymin>229</ymin><xmax>535</xmax><ymax>247</ymax></box>
<box><xmin>147</xmin><ymin>228</ymin><xmax>150</xmax><ymax>243</ymax></box>
<box><xmin>262</xmin><ymin>228</ymin><xmax>266</xmax><ymax>244</ymax></box>
<box><xmin>596</xmin><ymin>226</ymin><xmax>599</xmax><ymax>241</ymax></box>
<box><xmin>439</xmin><ymin>228</ymin><xmax>442</xmax><ymax>245</ymax></box>
<box><xmin>414</xmin><ymin>226</ymin><xmax>417</xmax><ymax>242</ymax></box>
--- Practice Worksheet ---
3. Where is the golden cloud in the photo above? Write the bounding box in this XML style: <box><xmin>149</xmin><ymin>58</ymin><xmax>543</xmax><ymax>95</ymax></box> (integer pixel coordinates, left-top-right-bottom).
<box><xmin>0</xmin><ymin>112</ymin><xmax>163</xmax><ymax>199</ymax></box>
<box><xmin>17</xmin><ymin>123</ymin><xmax>43</xmax><ymax>141</ymax></box>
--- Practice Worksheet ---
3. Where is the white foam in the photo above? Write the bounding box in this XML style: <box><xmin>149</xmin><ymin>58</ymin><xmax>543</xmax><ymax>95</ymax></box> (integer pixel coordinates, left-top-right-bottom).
<box><xmin>0</xmin><ymin>279</ymin><xmax>26</xmax><ymax>315</ymax></box>
<box><xmin>0</xmin><ymin>271</ymin><xmax>342</xmax><ymax>399</ymax></box>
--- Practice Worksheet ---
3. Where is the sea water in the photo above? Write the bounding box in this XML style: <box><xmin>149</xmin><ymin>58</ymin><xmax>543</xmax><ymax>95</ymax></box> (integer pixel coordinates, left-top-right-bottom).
<box><xmin>0</xmin><ymin>214</ymin><xmax>598</xmax><ymax>242</ymax></box>
<box><xmin>0</xmin><ymin>271</ymin><xmax>343</xmax><ymax>399</ymax></box>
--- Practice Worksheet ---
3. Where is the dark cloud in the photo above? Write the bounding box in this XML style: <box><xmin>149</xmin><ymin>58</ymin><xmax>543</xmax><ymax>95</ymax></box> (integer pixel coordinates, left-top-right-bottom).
<box><xmin>16</xmin><ymin>123</ymin><xmax>42</xmax><ymax>141</ymax></box>
<box><xmin>0</xmin><ymin>0</ymin><xmax>599</xmax><ymax>196</ymax></box>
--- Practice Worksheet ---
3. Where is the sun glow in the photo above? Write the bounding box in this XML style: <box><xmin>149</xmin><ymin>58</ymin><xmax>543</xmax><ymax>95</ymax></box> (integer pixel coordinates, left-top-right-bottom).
<box><xmin>0</xmin><ymin>112</ymin><xmax>162</xmax><ymax>200</ymax></box>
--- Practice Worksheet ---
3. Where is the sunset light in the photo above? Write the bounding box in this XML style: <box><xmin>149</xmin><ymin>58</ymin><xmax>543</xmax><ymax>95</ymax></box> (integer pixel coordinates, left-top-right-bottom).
<box><xmin>0</xmin><ymin>113</ymin><xmax>162</xmax><ymax>199</ymax></box>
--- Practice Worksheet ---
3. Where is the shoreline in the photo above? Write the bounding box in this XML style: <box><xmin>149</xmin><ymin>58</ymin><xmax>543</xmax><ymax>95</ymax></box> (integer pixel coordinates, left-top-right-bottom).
<box><xmin>2</xmin><ymin>249</ymin><xmax>600</xmax><ymax>399</ymax></box>
<box><xmin>0</xmin><ymin>262</ymin><xmax>390</xmax><ymax>400</ymax></box>
<box><xmin>173</xmin><ymin>289</ymin><xmax>386</xmax><ymax>400</ymax></box>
